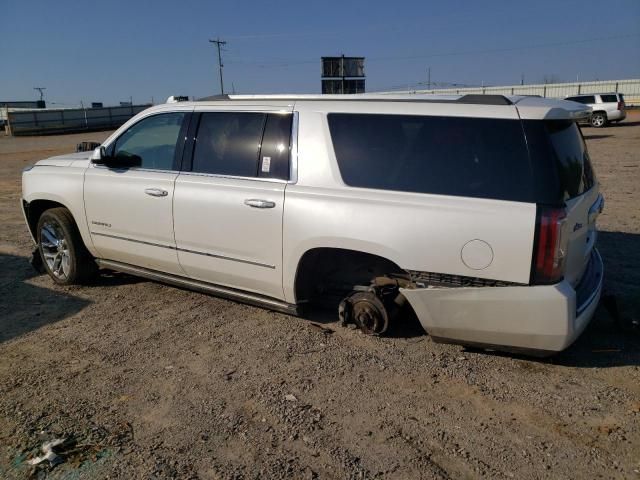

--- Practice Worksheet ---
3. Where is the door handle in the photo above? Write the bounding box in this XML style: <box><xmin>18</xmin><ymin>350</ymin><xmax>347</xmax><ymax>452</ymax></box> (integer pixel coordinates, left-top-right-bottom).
<box><xmin>145</xmin><ymin>188</ymin><xmax>168</xmax><ymax>197</ymax></box>
<box><xmin>244</xmin><ymin>199</ymin><xmax>276</xmax><ymax>209</ymax></box>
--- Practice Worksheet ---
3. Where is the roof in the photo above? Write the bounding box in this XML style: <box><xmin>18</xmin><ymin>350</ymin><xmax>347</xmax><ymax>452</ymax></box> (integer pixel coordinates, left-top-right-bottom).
<box><xmin>157</xmin><ymin>93</ymin><xmax>591</xmax><ymax>121</ymax></box>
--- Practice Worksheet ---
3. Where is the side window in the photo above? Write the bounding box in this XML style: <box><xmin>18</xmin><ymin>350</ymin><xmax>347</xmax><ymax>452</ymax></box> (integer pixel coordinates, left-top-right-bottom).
<box><xmin>581</xmin><ymin>96</ymin><xmax>596</xmax><ymax>104</ymax></box>
<box><xmin>258</xmin><ymin>114</ymin><xmax>292</xmax><ymax>180</ymax></box>
<box><xmin>113</xmin><ymin>112</ymin><xmax>186</xmax><ymax>170</ymax></box>
<box><xmin>600</xmin><ymin>94</ymin><xmax>617</xmax><ymax>103</ymax></box>
<box><xmin>192</xmin><ymin>112</ymin><xmax>265</xmax><ymax>177</ymax></box>
<box><xmin>328</xmin><ymin>113</ymin><xmax>533</xmax><ymax>202</ymax></box>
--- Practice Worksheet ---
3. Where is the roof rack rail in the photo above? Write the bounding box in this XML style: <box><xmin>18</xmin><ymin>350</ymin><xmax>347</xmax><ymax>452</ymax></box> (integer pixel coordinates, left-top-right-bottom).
<box><xmin>197</xmin><ymin>94</ymin><xmax>230</xmax><ymax>101</ymax></box>
<box><xmin>456</xmin><ymin>94</ymin><xmax>512</xmax><ymax>105</ymax></box>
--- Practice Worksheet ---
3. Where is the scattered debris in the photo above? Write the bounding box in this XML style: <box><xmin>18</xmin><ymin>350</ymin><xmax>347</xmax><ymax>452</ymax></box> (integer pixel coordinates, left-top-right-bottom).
<box><xmin>28</xmin><ymin>438</ymin><xmax>66</xmax><ymax>466</ymax></box>
<box><xmin>285</xmin><ymin>394</ymin><xmax>298</xmax><ymax>402</ymax></box>
<box><xmin>309</xmin><ymin>323</ymin><xmax>334</xmax><ymax>335</ymax></box>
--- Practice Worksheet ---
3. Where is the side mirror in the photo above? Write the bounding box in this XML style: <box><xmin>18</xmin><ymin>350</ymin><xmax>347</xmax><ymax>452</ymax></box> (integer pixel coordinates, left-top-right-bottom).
<box><xmin>90</xmin><ymin>146</ymin><xmax>109</xmax><ymax>165</ymax></box>
<box><xmin>90</xmin><ymin>147</ymin><xmax>141</xmax><ymax>169</ymax></box>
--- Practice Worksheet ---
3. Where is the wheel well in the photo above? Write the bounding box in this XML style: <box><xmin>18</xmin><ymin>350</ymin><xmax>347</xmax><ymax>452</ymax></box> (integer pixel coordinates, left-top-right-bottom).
<box><xmin>592</xmin><ymin>110</ymin><xmax>607</xmax><ymax>117</ymax></box>
<box><xmin>24</xmin><ymin>199</ymin><xmax>68</xmax><ymax>240</ymax></box>
<box><xmin>294</xmin><ymin>247</ymin><xmax>407</xmax><ymax>306</ymax></box>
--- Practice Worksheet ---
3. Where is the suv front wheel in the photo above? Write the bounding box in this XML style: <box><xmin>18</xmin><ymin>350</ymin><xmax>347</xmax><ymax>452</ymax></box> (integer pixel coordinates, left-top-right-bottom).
<box><xmin>37</xmin><ymin>207</ymin><xmax>97</xmax><ymax>285</ymax></box>
<box><xmin>590</xmin><ymin>112</ymin><xmax>608</xmax><ymax>128</ymax></box>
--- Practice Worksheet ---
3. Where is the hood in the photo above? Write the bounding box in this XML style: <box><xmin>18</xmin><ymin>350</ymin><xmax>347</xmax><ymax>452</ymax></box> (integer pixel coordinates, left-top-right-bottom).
<box><xmin>36</xmin><ymin>151</ymin><xmax>93</xmax><ymax>167</ymax></box>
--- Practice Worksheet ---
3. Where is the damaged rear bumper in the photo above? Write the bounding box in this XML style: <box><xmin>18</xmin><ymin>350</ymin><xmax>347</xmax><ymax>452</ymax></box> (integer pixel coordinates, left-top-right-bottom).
<box><xmin>401</xmin><ymin>249</ymin><xmax>603</xmax><ymax>354</ymax></box>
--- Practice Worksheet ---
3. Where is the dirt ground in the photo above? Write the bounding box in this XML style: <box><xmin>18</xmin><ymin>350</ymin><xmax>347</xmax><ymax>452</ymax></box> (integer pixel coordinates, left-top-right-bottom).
<box><xmin>0</xmin><ymin>114</ymin><xmax>639</xmax><ymax>480</ymax></box>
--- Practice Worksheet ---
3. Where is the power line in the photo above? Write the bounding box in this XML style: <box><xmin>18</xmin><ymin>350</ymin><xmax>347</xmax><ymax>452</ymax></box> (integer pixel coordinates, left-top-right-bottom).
<box><xmin>209</xmin><ymin>38</ymin><xmax>227</xmax><ymax>94</ymax></box>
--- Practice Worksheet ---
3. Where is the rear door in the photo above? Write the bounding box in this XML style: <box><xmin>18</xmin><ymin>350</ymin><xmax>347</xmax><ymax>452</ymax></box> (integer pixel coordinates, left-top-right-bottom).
<box><xmin>173</xmin><ymin>107</ymin><xmax>294</xmax><ymax>299</ymax></box>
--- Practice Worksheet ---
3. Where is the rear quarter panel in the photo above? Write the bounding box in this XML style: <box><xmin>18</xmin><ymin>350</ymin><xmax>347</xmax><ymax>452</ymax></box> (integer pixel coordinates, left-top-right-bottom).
<box><xmin>282</xmin><ymin>109</ymin><xmax>537</xmax><ymax>303</ymax></box>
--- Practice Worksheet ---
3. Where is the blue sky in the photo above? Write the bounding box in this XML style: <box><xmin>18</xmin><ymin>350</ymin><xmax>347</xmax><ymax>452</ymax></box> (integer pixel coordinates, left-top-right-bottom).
<box><xmin>2</xmin><ymin>0</ymin><xmax>639</xmax><ymax>106</ymax></box>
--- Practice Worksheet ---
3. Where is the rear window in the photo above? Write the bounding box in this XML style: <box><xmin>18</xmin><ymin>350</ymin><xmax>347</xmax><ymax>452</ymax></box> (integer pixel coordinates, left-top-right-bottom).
<box><xmin>600</xmin><ymin>94</ymin><xmax>618</xmax><ymax>103</ymax></box>
<box><xmin>522</xmin><ymin>120</ymin><xmax>594</xmax><ymax>203</ymax></box>
<box><xmin>329</xmin><ymin>114</ymin><xmax>595</xmax><ymax>205</ymax></box>
<box><xmin>328</xmin><ymin>113</ymin><xmax>534</xmax><ymax>202</ymax></box>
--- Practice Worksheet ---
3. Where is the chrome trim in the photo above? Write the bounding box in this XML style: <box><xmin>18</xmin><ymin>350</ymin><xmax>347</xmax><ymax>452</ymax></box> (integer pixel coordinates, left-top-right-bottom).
<box><xmin>576</xmin><ymin>249</ymin><xmax>604</xmax><ymax>317</ymax></box>
<box><xmin>244</xmin><ymin>199</ymin><xmax>276</xmax><ymax>209</ymax></box>
<box><xmin>144</xmin><ymin>188</ymin><xmax>169</xmax><ymax>197</ymax></box>
<box><xmin>90</xmin><ymin>232</ymin><xmax>275</xmax><ymax>269</ymax></box>
<box><xmin>92</xmin><ymin>164</ymin><xmax>180</xmax><ymax>174</ymax></box>
<box><xmin>95</xmin><ymin>259</ymin><xmax>298</xmax><ymax>315</ymax></box>
<box><xmin>289</xmin><ymin>111</ymin><xmax>299</xmax><ymax>184</ymax></box>
<box><xmin>177</xmin><ymin>170</ymin><xmax>288</xmax><ymax>184</ymax></box>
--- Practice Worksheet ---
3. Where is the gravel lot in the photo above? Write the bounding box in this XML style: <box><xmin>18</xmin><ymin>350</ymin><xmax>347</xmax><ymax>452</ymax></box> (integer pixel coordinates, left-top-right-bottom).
<box><xmin>1</xmin><ymin>115</ymin><xmax>639</xmax><ymax>479</ymax></box>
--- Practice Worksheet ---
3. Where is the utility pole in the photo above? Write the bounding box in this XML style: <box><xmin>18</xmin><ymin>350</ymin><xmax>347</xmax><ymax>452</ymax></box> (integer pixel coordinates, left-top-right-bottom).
<box><xmin>520</xmin><ymin>74</ymin><xmax>524</xmax><ymax>86</ymax></box>
<box><xmin>209</xmin><ymin>38</ymin><xmax>227</xmax><ymax>94</ymax></box>
<box><xmin>33</xmin><ymin>87</ymin><xmax>46</xmax><ymax>101</ymax></box>
<box><xmin>427</xmin><ymin>67</ymin><xmax>431</xmax><ymax>90</ymax></box>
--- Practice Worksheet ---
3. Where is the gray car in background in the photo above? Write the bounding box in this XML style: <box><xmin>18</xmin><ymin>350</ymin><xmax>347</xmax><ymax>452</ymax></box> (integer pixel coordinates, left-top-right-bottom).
<box><xmin>566</xmin><ymin>93</ymin><xmax>626</xmax><ymax>127</ymax></box>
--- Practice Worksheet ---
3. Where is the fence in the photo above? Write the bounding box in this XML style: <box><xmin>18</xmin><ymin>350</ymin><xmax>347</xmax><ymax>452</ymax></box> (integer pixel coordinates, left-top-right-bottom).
<box><xmin>4</xmin><ymin>104</ymin><xmax>151</xmax><ymax>136</ymax></box>
<box><xmin>381</xmin><ymin>79</ymin><xmax>640</xmax><ymax>106</ymax></box>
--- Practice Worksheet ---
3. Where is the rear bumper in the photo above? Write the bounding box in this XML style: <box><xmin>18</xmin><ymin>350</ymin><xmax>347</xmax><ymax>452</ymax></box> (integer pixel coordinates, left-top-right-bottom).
<box><xmin>608</xmin><ymin>110</ymin><xmax>626</xmax><ymax>121</ymax></box>
<box><xmin>401</xmin><ymin>249</ymin><xmax>604</xmax><ymax>354</ymax></box>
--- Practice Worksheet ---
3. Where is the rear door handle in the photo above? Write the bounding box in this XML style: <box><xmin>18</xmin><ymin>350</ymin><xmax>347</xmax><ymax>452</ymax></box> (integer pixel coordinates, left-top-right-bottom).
<box><xmin>145</xmin><ymin>188</ymin><xmax>168</xmax><ymax>197</ymax></box>
<box><xmin>244</xmin><ymin>199</ymin><xmax>276</xmax><ymax>209</ymax></box>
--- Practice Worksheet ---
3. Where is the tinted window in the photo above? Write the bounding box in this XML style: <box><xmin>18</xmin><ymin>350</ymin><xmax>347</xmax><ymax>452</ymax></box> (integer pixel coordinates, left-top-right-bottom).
<box><xmin>192</xmin><ymin>112</ymin><xmax>265</xmax><ymax>176</ymax></box>
<box><xmin>568</xmin><ymin>96</ymin><xmax>595</xmax><ymax>105</ymax></box>
<box><xmin>258</xmin><ymin>114</ymin><xmax>292</xmax><ymax>180</ymax></box>
<box><xmin>113</xmin><ymin>113</ymin><xmax>186</xmax><ymax>170</ymax></box>
<box><xmin>600</xmin><ymin>94</ymin><xmax>617</xmax><ymax>103</ymax></box>
<box><xmin>619</xmin><ymin>94</ymin><xmax>625</xmax><ymax>102</ymax></box>
<box><xmin>523</xmin><ymin>120</ymin><xmax>594</xmax><ymax>203</ymax></box>
<box><xmin>328</xmin><ymin>113</ymin><xmax>533</xmax><ymax>202</ymax></box>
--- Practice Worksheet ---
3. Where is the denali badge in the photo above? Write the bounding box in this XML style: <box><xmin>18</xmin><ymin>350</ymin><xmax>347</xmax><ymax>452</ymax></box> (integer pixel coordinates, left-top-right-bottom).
<box><xmin>91</xmin><ymin>220</ymin><xmax>112</xmax><ymax>228</ymax></box>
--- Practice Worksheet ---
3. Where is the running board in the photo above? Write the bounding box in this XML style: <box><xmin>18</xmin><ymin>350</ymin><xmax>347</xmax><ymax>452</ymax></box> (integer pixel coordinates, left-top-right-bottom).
<box><xmin>95</xmin><ymin>259</ymin><xmax>300</xmax><ymax>316</ymax></box>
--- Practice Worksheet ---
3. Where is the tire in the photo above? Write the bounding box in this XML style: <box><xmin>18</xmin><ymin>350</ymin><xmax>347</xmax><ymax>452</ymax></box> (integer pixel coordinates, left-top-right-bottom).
<box><xmin>590</xmin><ymin>112</ymin><xmax>608</xmax><ymax>128</ymax></box>
<box><xmin>37</xmin><ymin>207</ymin><xmax>97</xmax><ymax>285</ymax></box>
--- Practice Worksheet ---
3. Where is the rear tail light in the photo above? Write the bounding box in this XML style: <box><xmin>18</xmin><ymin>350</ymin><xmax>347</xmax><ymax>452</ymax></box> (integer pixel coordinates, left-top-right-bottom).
<box><xmin>532</xmin><ymin>207</ymin><xmax>567</xmax><ymax>284</ymax></box>
<box><xmin>617</xmin><ymin>101</ymin><xmax>624</xmax><ymax>111</ymax></box>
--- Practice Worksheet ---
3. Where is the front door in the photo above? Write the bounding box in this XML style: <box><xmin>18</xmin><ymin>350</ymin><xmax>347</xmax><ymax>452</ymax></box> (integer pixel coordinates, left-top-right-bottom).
<box><xmin>173</xmin><ymin>109</ymin><xmax>293</xmax><ymax>299</ymax></box>
<box><xmin>84</xmin><ymin>111</ymin><xmax>190</xmax><ymax>275</ymax></box>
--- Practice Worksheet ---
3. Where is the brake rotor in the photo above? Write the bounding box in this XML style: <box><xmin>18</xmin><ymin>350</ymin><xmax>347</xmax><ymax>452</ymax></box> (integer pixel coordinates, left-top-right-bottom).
<box><xmin>343</xmin><ymin>291</ymin><xmax>389</xmax><ymax>335</ymax></box>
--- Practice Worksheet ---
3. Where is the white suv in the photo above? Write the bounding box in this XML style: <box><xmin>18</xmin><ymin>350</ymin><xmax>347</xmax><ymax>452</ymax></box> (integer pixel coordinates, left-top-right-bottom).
<box><xmin>21</xmin><ymin>94</ymin><xmax>604</xmax><ymax>355</ymax></box>
<box><xmin>565</xmin><ymin>93</ymin><xmax>626</xmax><ymax>127</ymax></box>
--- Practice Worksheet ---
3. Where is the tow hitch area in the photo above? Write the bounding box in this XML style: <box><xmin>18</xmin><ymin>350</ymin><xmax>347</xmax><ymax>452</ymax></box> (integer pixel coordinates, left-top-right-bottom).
<box><xmin>338</xmin><ymin>276</ymin><xmax>410</xmax><ymax>335</ymax></box>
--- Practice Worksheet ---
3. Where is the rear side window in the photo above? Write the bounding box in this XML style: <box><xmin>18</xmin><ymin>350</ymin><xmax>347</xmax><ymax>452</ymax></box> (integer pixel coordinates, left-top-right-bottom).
<box><xmin>192</xmin><ymin>112</ymin><xmax>265</xmax><ymax>177</ymax></box>
<box><xmin>328</xmin><ymin>113</ymin><xmax>534</xmax><ymax>202</ymax></box>
<box><xmin>258</xmin><ymin>114</ymin><xmax>293</xmax><ymax>180</ymax></box>
<box><xmin>523</xmin><ymin>120</ymin><xmax>595</xmax><ymax>203</ymax></box>
<box><xmin>600</xmin><ymin>94</ymin><xmax>617</xmax><ymax>103</ymax></box>
<box><xmin>568</xmin><ymin>96</ymin><xmax>595</xmax><ymax>105</ymax></box>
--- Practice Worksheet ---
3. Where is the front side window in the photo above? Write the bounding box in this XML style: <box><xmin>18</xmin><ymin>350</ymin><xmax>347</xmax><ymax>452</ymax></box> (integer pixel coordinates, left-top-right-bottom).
<box><xmin>328</xmin><ymin>113</ymin><xmax>533</xmax><ymax>202</ymax></box>
<box><xmin>192</xmin><ymin>112</ymin><xmax>265</xmax><ymax>177</ymax></box>
<box><xmin>113</xmin><ymin>112</ymin><xmax>186</xmax><ymax>170</ymax></box>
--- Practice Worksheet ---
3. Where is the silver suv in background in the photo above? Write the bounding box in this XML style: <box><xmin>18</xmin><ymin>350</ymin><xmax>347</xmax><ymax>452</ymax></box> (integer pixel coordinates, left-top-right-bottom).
<box><xmin>565</xmin><ymin>93</ymin><xmax>626</xmax><ymax>128</ymax></box>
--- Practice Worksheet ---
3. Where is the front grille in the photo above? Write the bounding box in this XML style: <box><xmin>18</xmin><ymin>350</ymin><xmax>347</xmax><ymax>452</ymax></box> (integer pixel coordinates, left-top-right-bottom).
<box><xmin>408</xmin><ymin>270</ymin><xmax>521</xmax><ymax>288</ymax></box>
